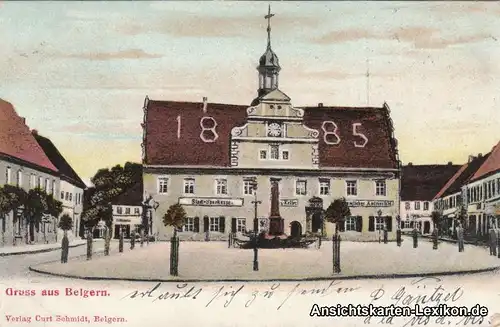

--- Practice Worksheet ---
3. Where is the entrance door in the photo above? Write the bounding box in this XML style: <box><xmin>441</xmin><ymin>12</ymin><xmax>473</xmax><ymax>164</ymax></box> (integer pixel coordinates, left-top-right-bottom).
<box><xmin>290</xmin><ymin>221</ymin><xmax>302</xmax><ymax>238</ymax></box>
<box><xmin>311</xmin><ymin>212</ymin><xmax>322</xmax><ymax>233</ymax></box>
<box><xmin>423</xmin><ymin>221</ymin><xmax>430</xmax><ymax>234</ymax></box>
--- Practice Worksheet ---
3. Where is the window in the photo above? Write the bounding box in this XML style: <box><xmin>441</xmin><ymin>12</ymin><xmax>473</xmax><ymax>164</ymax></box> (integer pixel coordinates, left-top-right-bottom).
<box><xmin>345</xmin><ymin>216</ymin><xmax>356</xmax><ymax>231</ymax></box>
<box><xmin>117</xmin><ymin>207</ymin><xmax>123</xmax><ymax>214</ymax></box>
<box><xmin>69</xmin><ymin>192</ymin><xmax>72</xmax><ymax>202</ymax></box>
<box><xmin>346</xmin><ymin>180</ymin><xmax>357</xmax><ymax>196</ymax></box>
<box><xmin>414</xmin><ymin>202</ymin><xmax>420</xmax><ymax>210</ymax></box>
<box><xmin>133</xmin><ymin>208</ymin><xmax>139</xmax><ymax>215</ymax></box>
<box><xmin>423</xmin><ymin>202</ymin><xmax>429</xmax><ymax>211</ymax></box>
<box><xmin>270</xmin><ymin>145</ymin><xmax>279</xmax><ymax>160</ymax></box>
<box><xmin>375</xmin><ymin>180</ymin><xmax>386</xmax><ymax>196</ymax></box>
<box><xmin>209</xmin><ymin>217</ymin><xmax>220</xmax><ymax>232</ymax></box>
<box><xmin>236</xmin><ymin>218</ymin><xmax>246</xmax><ymax>232</ymax></box>
<box><xmin>216</xmin><ymin>179</ymin><xmax>227</xmax><ymax>195</ymax></box>
<box><xmin>125</xmin><ymin>207</ymin><xmax>131</xmax><ymax>214</ymax></box>
<box><xmin>65</xmin><ymin>192</ymin><xmax>69</xmax><ymax>200</ymax></box>
<box><xmin>158</xmin><ymin>177</ymin><xmax>169</xmax><ymax>194</ymax></box>
<box><xmin>61</xmin><ymin>191</ymin><xmax>64</xmax><ymax>200</ymax></box>
<box><xmin>16</xmin><ymin>171</ymin><xmax>22</xmax><ymax>187</ymax></box>
<box><xmin>259</xmin><ymin>150</ymin><xmax>267</xmax><ymax>159</ymax></box>
<box><xmin>282</xmin><ymin>150</ymin><xmax>289</xmax><ymax>160</ymax></box>
<box><xmin>403</xmin><ymin>220</ymin><xmax>412</xmax><ymax>229</ymax></box>
<box><xmin>405</xmin><ymin>202</ymin><xmax>410</xmax><ymax>210</ymax></box>
<box><xmin>183</xmin><ymin>178</ymin><xmax>195</xmax><ymax>194</ymax></box>
<box><xmin>319</xmin><ymin>179</ymin><xmax>330</xmax><ymax>196</ymax></box>
<box><xmin>183</xmin><ymin>217</ymin><xmax>195</xmax><ymax>232</ymax></box>
<box><xmin>375</xmin><ymin>216</ymin><xmax>385</xmax><ymax>231</ymax></box>
<box><xmin>6</xmin><ymin>167</ymin><xmax>11</xmax><ymax>184</ymax></box>
<box><xmin>295</xmin><ymin>180</ymin><xmax>307</xmax><ymax>196</ymax></box>
<box><xmin>243</xmin><ymin>180</ymin><xmax>254</xmax><ymax>195</ymax></box>
<box><xmin>30</xmin><ymin>174</ymin><xmax>36</xmax><ymax>189</ymax></box>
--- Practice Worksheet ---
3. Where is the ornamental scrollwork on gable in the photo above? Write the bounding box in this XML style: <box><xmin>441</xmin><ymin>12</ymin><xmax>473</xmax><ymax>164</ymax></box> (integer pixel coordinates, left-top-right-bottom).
<box><xmin>231</xmin><ymin>124</ymin><xmax>248</xmax><ymax>137</ymax></box>
<box><xmin>290</xmin><ymin>106</ymin><xmax>304</xmax><ymax>118</ymax></box>
<box><xmin>246</xmin><ymin>106</ymin><xmax>258</xmax><ymax>115</ymax></box>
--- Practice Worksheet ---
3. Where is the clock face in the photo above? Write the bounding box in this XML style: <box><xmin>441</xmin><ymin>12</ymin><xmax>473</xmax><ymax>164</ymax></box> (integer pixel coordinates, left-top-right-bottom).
<box><xmin>267</xmin><ymin>123</ymin><xmax>282</xmax><ymax>137</ymax></box>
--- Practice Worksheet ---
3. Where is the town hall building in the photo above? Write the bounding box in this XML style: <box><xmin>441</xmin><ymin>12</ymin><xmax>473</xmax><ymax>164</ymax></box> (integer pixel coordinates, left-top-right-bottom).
<box><xmin>142</xmin><ymin>8</ymin><xmax>401</xmax><ymax>241</ymax></box>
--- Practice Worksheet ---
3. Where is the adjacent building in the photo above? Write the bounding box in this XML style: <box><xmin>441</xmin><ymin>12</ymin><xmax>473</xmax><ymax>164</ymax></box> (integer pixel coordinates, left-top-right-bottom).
<box><xmin>142</xmin><ymin>11</ymin><xmax>401</xmax><ymax>241</ymax></box>
<box><xmin>110</xmin><ymin>182</ymin><xmax>143</xmax><ymax>239</ymax></box>
<box><xmin>433</xmin><ymin>150</ymin><xmax>493</xmax><ymax>238</ymax></box>
<box><xmin>33</xmin><ymin>131</ymin><xmax>87</xmax><ymax>239</ymax></box>
<box><xmin>400</xmin><ymin>163</ymin><xmax>461</xmax><ymax>235</ymax></box>
<box><xmin>463</xmin><ymin>141</ymin><xmax>500</xmax><ymax>235</ymax></box>
<box><xmin>0</xmin><ymin>99</ymin><xmax>60</xmax><ymax>246</ymax></box>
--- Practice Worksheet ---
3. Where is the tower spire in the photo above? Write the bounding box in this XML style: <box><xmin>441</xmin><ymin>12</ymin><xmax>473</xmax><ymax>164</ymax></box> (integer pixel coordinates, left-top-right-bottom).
<box><xmin>265</xmin><ymin>4</ymin><xmax>275</xmax><ymax>49</ymax></box>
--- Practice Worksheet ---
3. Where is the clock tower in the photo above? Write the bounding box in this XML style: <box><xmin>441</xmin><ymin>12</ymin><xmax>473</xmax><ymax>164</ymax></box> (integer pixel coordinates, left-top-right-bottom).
<box><xmin>257</xmin><ymin>5</ymin><xmax>280</xmax><ymax>98</ymax></box>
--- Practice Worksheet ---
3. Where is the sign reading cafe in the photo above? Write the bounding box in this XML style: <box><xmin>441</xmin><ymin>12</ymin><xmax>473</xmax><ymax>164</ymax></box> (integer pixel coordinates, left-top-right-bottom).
<box><xmin>178</xmin><ymin>197</ymin><xmax>244</xmax><ymax>207</ymax></box>
<box><xmin>347</xmin><ymin>200</ymin><xmax>394</xmax><ymax>208</ymax></box>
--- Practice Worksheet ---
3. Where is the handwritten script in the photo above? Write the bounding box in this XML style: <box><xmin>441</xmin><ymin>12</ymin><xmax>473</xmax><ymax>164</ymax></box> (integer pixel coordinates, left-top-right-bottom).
<box><xmin>121</xmin><ymin>280</ymin><xmax>360</xmax><ymax>310</ymax></box>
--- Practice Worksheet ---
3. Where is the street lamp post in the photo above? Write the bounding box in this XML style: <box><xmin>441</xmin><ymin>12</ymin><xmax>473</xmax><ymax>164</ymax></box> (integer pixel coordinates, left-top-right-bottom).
<box><xmin>251</xmin><ymin>181</ymin><xmax>261</xmax><ymax>272</ymax></box>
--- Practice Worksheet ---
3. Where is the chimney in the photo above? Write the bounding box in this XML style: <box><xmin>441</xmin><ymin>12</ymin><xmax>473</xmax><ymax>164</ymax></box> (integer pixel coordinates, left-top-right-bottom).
<box><xmin>318</xmin><ymin>103</ymin><xmax>323</xmax><ymax>108</ymax></box>
<box><xmin>478</xmin><ymin>153</ymin><xmax>482</xmax><ymax>158</ymax></box>
<box><xmin>202</xmin><ymin>97</ymin><xmax>208</xmax><ymax>113</ymax></box>
<box><xmin>468</xmin><ymin>155</ymin><xmax>475</xmax><ymax>163</ymax></box>
<box><xmin>20</xmin><ymin>117</ymin><xmax>26</xmax><ymax>124</ymax></box>
<box><xmin>408</xmin><ymin>162</ymin><xmax>413</xmax><ymax>166</ymax></box>
<box><xmin>447</xmin><ymin>161</ymin><xmax>452</xmax><ymax>165</ymax></box>
<box><xmin>32</xmin><ymin>129</ymin><xmax>38</xmax><ymax>135</ymax></box>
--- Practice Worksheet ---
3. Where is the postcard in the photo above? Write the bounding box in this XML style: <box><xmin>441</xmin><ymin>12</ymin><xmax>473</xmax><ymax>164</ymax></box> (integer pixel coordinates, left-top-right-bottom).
<box><xmin>1</xmin><ymin>1</ymin><xmax>499</xmax><ymax>326</ymax></box>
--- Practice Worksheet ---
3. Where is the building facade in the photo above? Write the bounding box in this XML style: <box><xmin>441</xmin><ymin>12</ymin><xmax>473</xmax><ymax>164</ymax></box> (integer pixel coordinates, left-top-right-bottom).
<box><xmin>400</xmin><ymin>163</ymin><xmax>461</xmax><ymax>235</ymax></box>
<box><xmin>33</xmin><ymin>132</ymin><xmax>86</xmax><ymax>240</ymax></box>
<box><xmin>0</xmin><ymin>99</ymin><xmax>60</xmax><ymax>246</ymax></box>
<box><xmin>142</xmin><ymin>11</ymin><xmax>401</xmax><ymax>241</ymax></box>
<box><xmin>110</xmin><ymin>182</ymin><xmax>143</xmax><ymax>239</ymax></box>
<box><xmin>433</xmin><ymin>150</ymin><xmax>493</xmax><ymax>238</ymax></box>
<box><xmin>462</xmin><ymin>141</ymin><xmax>500</xmax><ymax>236</ymax></box>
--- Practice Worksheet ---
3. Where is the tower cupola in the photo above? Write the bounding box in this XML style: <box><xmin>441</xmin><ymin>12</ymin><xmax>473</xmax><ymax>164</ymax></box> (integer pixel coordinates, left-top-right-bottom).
<box><xmin>257</xmin><ymin>5</ymin><xmax>280</xmax><ymax>97</ymax></box>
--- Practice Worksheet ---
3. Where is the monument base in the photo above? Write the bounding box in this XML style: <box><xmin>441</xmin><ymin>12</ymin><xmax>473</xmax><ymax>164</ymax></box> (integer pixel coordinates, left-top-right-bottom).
<box><xmin>268</xmin><ymin>217</ymin><xmax>284</xmax><ymax>236</ymax></box>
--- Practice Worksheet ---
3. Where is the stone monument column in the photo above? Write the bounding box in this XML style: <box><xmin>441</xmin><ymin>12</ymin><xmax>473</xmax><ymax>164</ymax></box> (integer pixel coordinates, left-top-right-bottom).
<box><xmin>269</xmin><ymin>178</ymin><xmax>284</xmax><ymax>235</ymax></box>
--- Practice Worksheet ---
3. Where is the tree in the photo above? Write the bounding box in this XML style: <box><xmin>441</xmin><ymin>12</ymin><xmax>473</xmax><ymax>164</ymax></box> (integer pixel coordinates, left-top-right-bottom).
<box><xmin>0</xmin><ymin>187</ymin><xmax>17</xmax><ymax>244</ymax></box>
<box><xmin>2</xmin><ymin>186</ymin><xmax>27</xmax><ymax>243</ymax></box>
<box><xmin>81</xmin><ymin>162</ymin><xmax>142</xmax><ymax>258</ymax></box>
<box><xmin>58</xmin><ymin>214</ymin><xmax>73</xmax><ymax>236</ymax></box>
<box><xmin>325</xmin><ymin>198</ymin><xmax>351</xmax><ymax>235</ymax></box>
<box><xmin>163</xmin><ymin>203</ymin><xmax>186</xmax><ymax>238</ymax></box>
<box><xmin>58</xmin><ymin>213</ymin><xmax>73</xmax><ymax>263</ymax></box>
<box><xmin>24</xmin><ymin>188</ymin><xmax>49</xmax><ymax>243</ymax></box>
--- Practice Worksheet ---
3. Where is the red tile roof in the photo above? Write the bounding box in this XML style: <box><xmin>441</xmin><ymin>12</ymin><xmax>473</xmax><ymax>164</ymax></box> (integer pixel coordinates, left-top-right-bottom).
<box><xmin>144</xmin><ymin>99</ymin><xmax>399</xmax><ymax>169</ymax></box>
<box><xmin>433</xmin><ymin>153</ymin><xmax>491</xmax><ymax>200</ymax></box>
<box><xmin>469</xmin><ymin>140</ymin><xmax>500</xmax><ymax>182</ymax></box>
<box><xmin>0</xmin><ymin>99</ymin><xmax>58</xmax><ymax>173</ymax></box>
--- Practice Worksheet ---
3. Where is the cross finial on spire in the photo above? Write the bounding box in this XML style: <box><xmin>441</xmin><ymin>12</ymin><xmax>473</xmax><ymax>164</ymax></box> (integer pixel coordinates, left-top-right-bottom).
<box><xmin>265</xmin><ymin>4</ymin><xmax>275</xmax><ymax>48</ymax></box>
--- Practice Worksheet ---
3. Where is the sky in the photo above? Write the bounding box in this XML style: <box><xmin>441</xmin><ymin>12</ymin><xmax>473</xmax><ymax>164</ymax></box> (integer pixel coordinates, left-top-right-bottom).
<box><xmin>1</xmin><ymin>1</ymin><xmax>499</xmax><ymax>186</ymax></box>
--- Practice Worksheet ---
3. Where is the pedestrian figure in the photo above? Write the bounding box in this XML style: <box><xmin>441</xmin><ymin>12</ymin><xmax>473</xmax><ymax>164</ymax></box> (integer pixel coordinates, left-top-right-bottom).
<box><xmin>489</xmin><ymin>228</ymin><xmax>496</xmax><ymax>255</ymax></box>
<box><xmin>412</xmin><ymin>228</ymin><xmax>418</xmax><ymax>248</ymax></box>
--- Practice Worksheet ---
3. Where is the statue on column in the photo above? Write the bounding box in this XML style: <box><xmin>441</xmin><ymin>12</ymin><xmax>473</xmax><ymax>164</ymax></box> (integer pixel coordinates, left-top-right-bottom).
<box><xmin>268</xmin><ymin>178</ymin><xmax>284</xmax><ymax>236</ymax></box>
